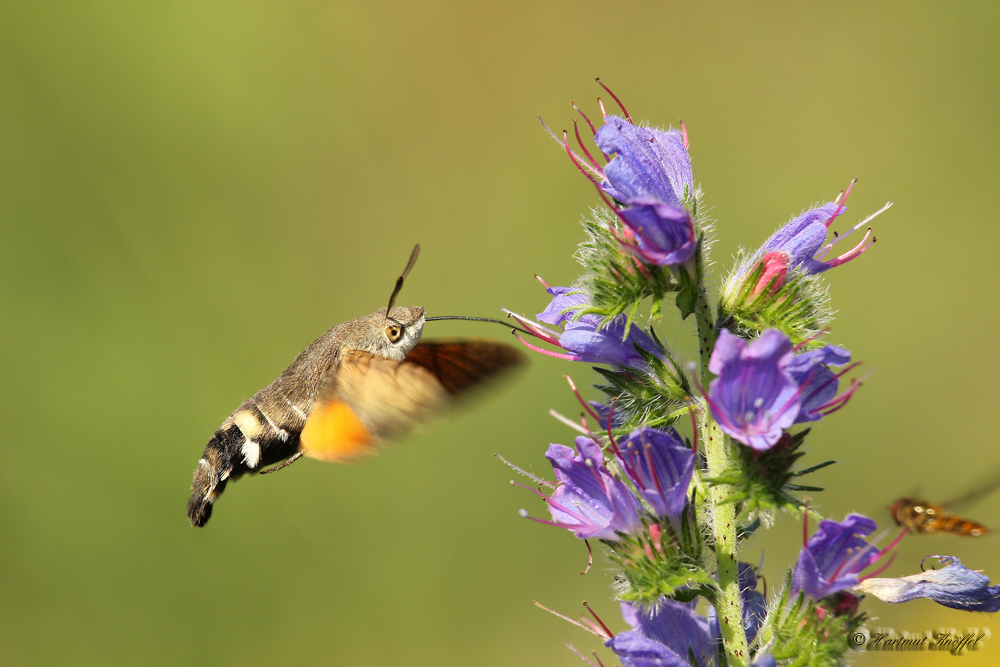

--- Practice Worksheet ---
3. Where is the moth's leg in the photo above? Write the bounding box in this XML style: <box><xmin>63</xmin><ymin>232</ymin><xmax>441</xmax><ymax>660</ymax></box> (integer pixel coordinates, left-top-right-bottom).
<box><xmin>260</xmin><ymin>452</ymin><xmax>304</xmax><ymax>475</ymax></box>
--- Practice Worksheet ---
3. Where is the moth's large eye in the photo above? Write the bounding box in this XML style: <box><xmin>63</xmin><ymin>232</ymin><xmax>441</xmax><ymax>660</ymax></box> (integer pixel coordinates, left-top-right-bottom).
<box><xmin>385</xmin><ymin>325</ymin><xmax>404</xmax><ymax>343</ymax></box>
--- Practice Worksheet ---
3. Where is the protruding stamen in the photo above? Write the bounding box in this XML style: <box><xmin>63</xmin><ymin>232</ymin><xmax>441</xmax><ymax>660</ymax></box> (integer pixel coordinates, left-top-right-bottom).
<box><xmin>513</xmin><ymin>331</ymin><xmax>582</xmax><ymax>361</ymax></box>
<box><xmin>534</xmin><ymin>601</ymin><xmax>607</xmax><ymax>638</ymax></box>
<box><xmin>679</xmin><ymin>120</ymin><xmax>689</xmax><ymax>149</ymax></box>
<box><xmin>563</xmin><ymin>130</ymin><xmax>605</xmax><ymax>184</ymax></box>
<box><xmin>595</xmin><ymin>78</ymin><xmax>631</xmax><ymax>122</ymax></box>
<box><xmin>821</xmin><ymin>200</ymin><xmax>893</xmax><ymax>253</ymax></box>
<box><xmin>686</xmin><ymin>399</ymin><xmax>699</xmax><ymax>454</ymax></box>
<box><xmin>535</xmin><ymin>274</ymin><xmax>551</xmax><ymax>289</ymax></box>
<box><xmin>565</xmin><ymin>375</ymin><xmax>604</xmax><ymax>425</ymax></box>
<box><xmin>825</xmin><ymin>178</ymin><xmax>857</xmax><ymax>228</ymax></box>
<box><xmin>572</xmin><ymin>100</ymin><xmax>598</xmax><ymax>136</ymax></box>
<box><xmin>573</xmin><ymin>119</ymin><xmax>603</xmax><ymax>172</ymax></box>
<box><xmin>582</xmin><ymin>601</ymin><xmax>615</xmax><ymax>639</ymax></box>
<box><xmin>550</xmin><ymin>409</ymin><xmax>592</xmax><ymax>436</ymax></box>
<box><xmin>597</xmin><ymin>97</ymin><xmax>608</xmax><ymax>120</ymax></box>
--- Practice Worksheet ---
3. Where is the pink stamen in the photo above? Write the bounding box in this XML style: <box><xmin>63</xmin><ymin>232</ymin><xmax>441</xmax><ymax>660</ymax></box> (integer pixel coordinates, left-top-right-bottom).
<box><xmin>680</xmin><ymin>120</ymin><xmax>689</xmax><ymax>149</ymax></box>
<box><xmin>606</xmin><ymin>398</ymin><xmax>638</xmax><ymax>482</ymax></box>
<box><xmin>572</xmin><ymin>100</ymin><xmax>598</xmax><ymax>136</ymax></box>
<box><xmin>583</xmin><ymin>601</ymin><xmax>615</xmax><ymax>639</ymax></box>
<box><xmin>861</xmin><ymin>551</ymin><xmax>898</xmax><ymax>581</ymax></box>
<box><xmin>535</xmin><ymin>274</ymin><xmax>552</xmax><ymax>289</ymax></box>
<box><xmin>642</xmin><ymin>433</ymin><xmax>665</xmax><ymax>495</ymax></box>
<box><xmin>595</xmin><ymin>78</ymin><xmax>631</xmax><ymax>122</ymax></box>
<box><xmin>597</xmin><ymin>97</ymin><xmax>608</xmax><ymax>120</ymax></box>
<box><xmin>824</xmin><ymin>178</ymin><xmax>857</xmax><ymax>229</ymax></box>
<box><xmin>631</xmin><ymin>255</ymin><xmax>654</xmax><ymax>280</ymax></box>
<box><xmin>800</xmin><ymin>361</ymin><xmax>862</xmax><ymax>407</ymax></box>
<box><xmin>793</xmin><ymin>329</ymin><xmax>831</xmax><ymax>352</ymax></box>
<box><xmin>573</xmin><ymin>119</ymin><xmax>603</xmax><ymax>172</ymax></box>
<box><xmin>686</xmin><ymin>399</ymin><xmax>699</xmax><ymax>454</ymax></box>
<box><xmin>563</xmin><ymin>130</ymin><xmax>604</xmax><ymax>185</ymax></box>
<box><xmin>513</xmin><ymin>331</ymin><xmax>582</xmax><ymax>361</ymax></box>
<box><xmin>803</xmin><ymin>504</ymin><xmax>810</xmax><ymax>548</ymax></box>
<box><xmin>821</xmin><ymin>228</ymin><xmax>874</xmax><ymax>268</ymax></box>
<box><xmin>565</xmin><ymin>375</ymin><xmax>605</xmax><ymax>425</ymax></box>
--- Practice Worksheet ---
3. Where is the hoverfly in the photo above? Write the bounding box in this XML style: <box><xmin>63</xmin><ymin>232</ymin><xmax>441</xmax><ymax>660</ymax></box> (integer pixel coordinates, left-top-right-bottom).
<box><xmin>889</xmin><ymin>497</ymin><xmax>988</xmax><ymax>537</ymax></box>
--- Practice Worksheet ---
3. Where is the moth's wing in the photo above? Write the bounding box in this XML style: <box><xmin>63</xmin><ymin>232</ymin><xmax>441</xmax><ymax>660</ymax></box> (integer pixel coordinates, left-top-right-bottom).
<box><xmin>403</xmin><ymin>339</ymin><xmax>525</xmax><ymax>396</ymax></box>
<box><xmin>299</xmin><ymin>341</ymin><xmax>524</xmax><ymax>463</ymax></box>
<box><xmin>299</xmin><ymin>350</ymin><xmax>450</xmax><ymax>462</ymax></box>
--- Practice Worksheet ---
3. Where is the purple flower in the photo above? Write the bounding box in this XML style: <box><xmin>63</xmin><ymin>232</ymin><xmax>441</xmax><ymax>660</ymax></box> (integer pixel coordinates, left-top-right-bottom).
<box><xmin>785</xmin><ymin>344</ymin><xmax>857</xmax><ymax>423</ymax></box>
<box><xmin>617</xmin><ymin>196</ymin><xmax>697</xmax><ymax>266</ymax></box>
<box><xmin>614</xmin><ymin>427</ymin><xmax>694</xmax><ymax>521</ymax></box>
<box><xmin>705</xmin><ymin>329</ymin><xmax>863</xmax><ymax>449</ymax></box>
<box><xmin>606</xmin><ymin>598</ymin><xmax>714</xmax><ymax>667</ymax></box>
<box><xmin>508</xmin><ymin>286</ymin><xmax>660</xmax><ymax>372</ymax></box>
<box><xmin>857</xmin><ymin>556</ymin><xmax>1000</xmax><ymax>612</ymax></box>
<box><xmin>592</xmin><ymin>116</ymin><xmax>697</xmax><ymax>266</ymax></box>
<box><xmin>524</xmin><ymin>436</ymin><xmax>642</xmax><ymax>540</ymax></box>
<box><xmin>594</xmin><ymin>116</ymin><xmax>693</xmax><ymax>207</ymax></box>
<box><xmin>792</xmin><ymin>514</ymin><xmax>901</xmax><ymax>600</ymax></box>
<box><xmin>725</xmin><ymin>184</ymin><xmax>891</xmax><ymax>298</ymax></box>
<box><xmin>706</xmin><ymin>329</ymin><xmax>800</xmax><ymax>450</ymax></box>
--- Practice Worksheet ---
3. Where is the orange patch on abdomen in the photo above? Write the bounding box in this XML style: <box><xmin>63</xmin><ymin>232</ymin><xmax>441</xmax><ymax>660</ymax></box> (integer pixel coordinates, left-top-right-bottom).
<box><xmin>300</xmin><ymin>400</ymin><xmax>375</xmax><ymax>462</ymax></box>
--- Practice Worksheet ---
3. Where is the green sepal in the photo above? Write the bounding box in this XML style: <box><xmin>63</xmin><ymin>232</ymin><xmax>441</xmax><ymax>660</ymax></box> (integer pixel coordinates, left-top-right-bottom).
<box><xmin>751</xmin><ymin>572</ymin><xmax>867</xmax><ymax>667</ymax></box>
<box><xmin>609</xmin><ymin>509</ymin><xmax>714</xmax><ymax>606</ymax></box>
<box><xmin>718</xmin><ymin>250</ymin><xmax>832</xmax><ymax>345</ymax></box>
<box><xmin>575</xmin><ymin>208</ymin><xmax>678</xmax><ymax>324</ymax></box>
<box><xmin>702</xmin><ymin>429</ymin><xmax>836</xmax><ymax>515</ymax></box>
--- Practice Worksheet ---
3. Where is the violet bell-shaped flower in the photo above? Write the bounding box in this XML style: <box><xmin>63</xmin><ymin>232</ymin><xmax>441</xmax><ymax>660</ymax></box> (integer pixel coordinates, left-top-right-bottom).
<box><xmin>726</xmin><ymin>182</ymin><xmax>892</xmax><ymax>299</ymax></box>
<box><xmin>704</xmin><ymin>329</ymin><xmax>863</xmax><ymax>449</ymax></box>
<box><xmin>594</xmin><ymin>116</ymin><xmax>697</xmax><ymax>266</ymax></box>
<box><xmin>792</xmin><ymin>513</ymin><xmax>904</xmax><ymax>600</ymax></box>
<box><xmin>606</xmin><ymin>598</ymin><xmax>715</xmax><ymax>667</ymax></box>
<box><xmin>518</xmin><ymin>436</ymin><xmax>642</xmax><ymax>541</ymax></box>
<box><xmin>506</xmin><ymin>285</ymin><xmax>661</xmax><ymax>372</ymax></box>
<box><xmin>549</xmin><ymin>98</ymin><xmax>698</xmax><ymax>267</ymax></box>
<box><xmin>613</xmin><ymin>427</ymin><xmax>694</xmax><ymax>522</ymax></box>
<box><xmin>857</xmin><ymin>555</ymin><xmax>1000</xmax><ymax>612</ymax></box>
<box><xmin>705</xmin><ymin>329</ymin><xmax>800</xmax><ymax>450</ymax></box>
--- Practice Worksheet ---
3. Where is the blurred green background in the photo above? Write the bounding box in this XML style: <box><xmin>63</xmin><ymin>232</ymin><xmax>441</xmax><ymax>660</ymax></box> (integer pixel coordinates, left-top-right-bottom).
<box><xmin>1</xmin><ymin>2</ymin><xmax>999</xmax><ymax>665</ymax></box>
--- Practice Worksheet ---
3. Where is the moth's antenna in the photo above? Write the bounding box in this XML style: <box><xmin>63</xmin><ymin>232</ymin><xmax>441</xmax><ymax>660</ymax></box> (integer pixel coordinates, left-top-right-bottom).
<box><xmin>385</xmin><ymin>244</ymin><xmax>421</xmax><ymax>324</ymax></box>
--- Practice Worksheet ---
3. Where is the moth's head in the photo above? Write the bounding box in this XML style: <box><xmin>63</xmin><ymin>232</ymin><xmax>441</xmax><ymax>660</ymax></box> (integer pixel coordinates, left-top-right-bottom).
<box><xmin>342</xmin><ymin>306</ymin><xmax>425</xmax><ymax>360</ymax></box>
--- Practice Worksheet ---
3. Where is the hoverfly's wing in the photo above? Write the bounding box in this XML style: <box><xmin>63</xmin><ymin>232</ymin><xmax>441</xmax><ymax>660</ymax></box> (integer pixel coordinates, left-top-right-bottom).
<box><xmin>299</xmin><ymin>341</ymin><xmax>524</xmax><ymax>462</ymax></box>
<box><xmin>941</xmin><ymin>463</ymin><xmax>1000</xmax><ymax>510</ymax></box>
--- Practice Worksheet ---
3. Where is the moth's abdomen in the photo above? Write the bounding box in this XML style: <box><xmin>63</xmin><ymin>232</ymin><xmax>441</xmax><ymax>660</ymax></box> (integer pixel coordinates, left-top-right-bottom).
<box><xmin>188</xmin><ymin>399</ymin><xmax>306</xmax><ymax>527</ymax></box>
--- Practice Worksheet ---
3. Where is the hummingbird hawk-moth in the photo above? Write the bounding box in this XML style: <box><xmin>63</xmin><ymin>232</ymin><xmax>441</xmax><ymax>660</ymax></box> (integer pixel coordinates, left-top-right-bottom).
<box><xmin>188</xmin><ymin>245</ymin><xmax>524</xmax><ymax>526</ymax></box>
